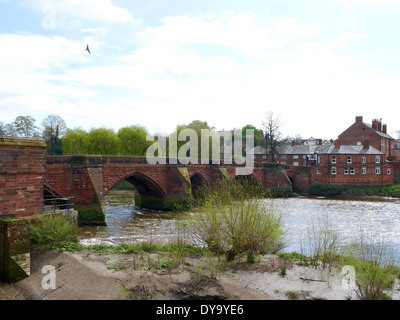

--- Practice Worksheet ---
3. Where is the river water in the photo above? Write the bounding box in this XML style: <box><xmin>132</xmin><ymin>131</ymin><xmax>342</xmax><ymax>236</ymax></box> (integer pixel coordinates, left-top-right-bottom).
<box><xmin>78</xmin><ymin>189</ymin><xmax>400</xmax><ymax>262</ymax></box>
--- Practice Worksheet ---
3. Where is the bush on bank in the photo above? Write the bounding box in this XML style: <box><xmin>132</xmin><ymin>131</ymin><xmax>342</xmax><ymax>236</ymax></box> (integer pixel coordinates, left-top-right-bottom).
<box><xmin>29</xmin><ymin>214</ymin><xmax>79</xmax><ymax>250</ymax></box>
<box><xmin>178</xmin><ymin>179</ymin><xmax>286</xmax><ymax>262</ymax></box>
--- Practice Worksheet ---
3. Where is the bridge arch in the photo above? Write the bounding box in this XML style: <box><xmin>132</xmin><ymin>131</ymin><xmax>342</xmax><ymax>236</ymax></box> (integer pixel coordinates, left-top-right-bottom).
<box><xmin>105</xmin><ymin>171</ymin><xmax>168</xmax><ymax>211</ymax></box>
<box><xmin>105</xmin><ymin>172</ymin><xmax>166</xmax><ymax>199</ymax></box>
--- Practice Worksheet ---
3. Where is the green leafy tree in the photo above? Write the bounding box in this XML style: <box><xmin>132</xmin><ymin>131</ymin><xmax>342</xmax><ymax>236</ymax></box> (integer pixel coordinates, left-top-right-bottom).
<box><xmin>86</xmin><ymin>127</ymin><xmax>120</xmax><ymax>155</ymax></box>
<box><xmin>62</xmin><ymin>128</ymin><xmax>89</xmax><ymax>154</ymax></box>
<box><xmin>118</xmin><ymin>125</ymin><xmax>152</xmax><ymax>156</ymax></box>
<box><xmin>42</xmin><ymin>114</ymin><xmax>67</xmax><ymax>154</ymax></box>
<box><xmin>241</xmin><ymin>124</ymin><xmax>263</xmax><ymax>147</ymax></box>
<box><xmin>169</xmin><ymin>120</ymin><xmax>219</xmax><ymax>162</ymax></box>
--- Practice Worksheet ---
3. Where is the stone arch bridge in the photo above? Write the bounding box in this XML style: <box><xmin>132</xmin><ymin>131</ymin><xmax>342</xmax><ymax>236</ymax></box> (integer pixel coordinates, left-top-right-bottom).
<box><xmin>45</xmin><ymin>155</ymin><xmax>292</xmax><ymax>225</ymax></box>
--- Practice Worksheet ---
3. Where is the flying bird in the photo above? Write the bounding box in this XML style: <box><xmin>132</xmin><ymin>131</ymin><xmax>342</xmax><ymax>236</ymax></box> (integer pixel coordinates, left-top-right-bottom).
<box><xmin>85</xmin><ymin>44</ymin><xmax>91</xmax><ymax>54</ymax></box>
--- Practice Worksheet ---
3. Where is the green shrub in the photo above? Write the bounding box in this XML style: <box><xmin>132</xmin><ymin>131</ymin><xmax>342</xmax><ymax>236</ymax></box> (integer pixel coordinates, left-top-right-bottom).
<box><xmin>179</xmin><ymin>179</ymin><xmax>286</xmax><ymax>261</ymax></box>
<box><xmin>29</xmin><ymin>213</ymin><xmax>79</xmax><ymax>250</ymax></box>
<box><xmin>340</xmin><ymin>236</ymin><xmax>398</xmax><ymax>300</ymax></box>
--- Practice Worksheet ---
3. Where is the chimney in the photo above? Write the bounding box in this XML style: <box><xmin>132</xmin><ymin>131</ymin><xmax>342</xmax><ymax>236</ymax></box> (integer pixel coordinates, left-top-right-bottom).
<box><xmin>372</xmin><ymin>119</ymin><xmax>379</xmax><ymax>131</ymax></box>
<box><xmin>378</xmin><ymin>119</ymin><xmax>382</xmax><ymax>132</ymax></box>
<box><xmin>383</xmin><ymin>124</ymin><xmax>387</xmax><ymax>134</ymax></box>
<box><xmin>363</xmin><ymin>139</ymin><xmax>370</xmax><ymax>149</ymax></box>
<box><xmin>355</xmin><ymin>116</ymin><xmax>363</xmax><ymax>123</ymax></box>
<box><xmin>333</xmin><ymin>139</ymin><xmax>341</xmax><ymax>148</ymax></box>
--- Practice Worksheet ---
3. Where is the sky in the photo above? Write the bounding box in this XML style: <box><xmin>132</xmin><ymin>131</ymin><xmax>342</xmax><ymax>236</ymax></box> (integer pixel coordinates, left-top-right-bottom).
<box><xmin>1</xmin><ymin>0</ymin><xmax>400</xmax><ymax>141</ymax></box>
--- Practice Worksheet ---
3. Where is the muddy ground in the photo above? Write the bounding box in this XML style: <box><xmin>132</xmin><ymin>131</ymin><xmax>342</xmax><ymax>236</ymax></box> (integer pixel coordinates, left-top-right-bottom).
<box><xmin>1</xmin><ymin>249</ymin><xmax>399</xmax><ymax>301</ymax></box>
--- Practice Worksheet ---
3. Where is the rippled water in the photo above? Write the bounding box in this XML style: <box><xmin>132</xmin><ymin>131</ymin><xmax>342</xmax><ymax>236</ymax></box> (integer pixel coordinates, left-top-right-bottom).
<box><xmin>78</xmin><ymin>189</ymin><xmax>400</xmax><ymax>261</ymax></box>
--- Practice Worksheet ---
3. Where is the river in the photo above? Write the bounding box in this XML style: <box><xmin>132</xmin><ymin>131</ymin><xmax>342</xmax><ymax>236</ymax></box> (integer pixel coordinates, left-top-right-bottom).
<box><xmin>78</xmin><ymin>189</ymin><xmax>400</xmax><ymax>262</ymax></box>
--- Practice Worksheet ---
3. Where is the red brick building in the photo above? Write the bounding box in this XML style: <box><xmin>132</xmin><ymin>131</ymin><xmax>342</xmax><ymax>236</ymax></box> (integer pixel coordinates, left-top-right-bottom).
<box><xmin>338</xmin><ymin>116</ymin><xmax>395</xmax><ymax>158</ymax></box>
<box><xmin>311</xmin><ymin>142</ymin><xmax>393</xmax><ymax>185</ymax></box>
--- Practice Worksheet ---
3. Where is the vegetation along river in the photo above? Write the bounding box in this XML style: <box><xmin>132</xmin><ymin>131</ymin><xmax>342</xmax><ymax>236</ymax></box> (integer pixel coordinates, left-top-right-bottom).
<box><xmin>78</xmin><ymin>189</ymin><xmax>400</xmax><ymax>262</ymax></box>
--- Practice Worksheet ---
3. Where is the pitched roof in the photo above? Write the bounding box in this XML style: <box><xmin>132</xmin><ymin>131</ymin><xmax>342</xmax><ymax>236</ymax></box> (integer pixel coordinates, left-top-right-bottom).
<box><xmin>362</xmin><ymin>122</ymin><xmax>394</xmax><ymax>140</ymax></box>
<box><xmin>318</xmin><ymin>145</ymin><xmax>384</xmax><ymax>155</ymax></box>
<box><xmin>279</xmin><ymin>144</ymin><xmax>326</xmax><ymax>155</ymax></box>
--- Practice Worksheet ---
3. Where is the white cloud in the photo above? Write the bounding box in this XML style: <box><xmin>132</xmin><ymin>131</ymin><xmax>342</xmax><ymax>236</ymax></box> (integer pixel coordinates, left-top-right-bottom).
<box><xmin>21</xmin><ymin>0</ymin><xmax>140</xmax><ymax>25</ymax></box>
<box><xmin>0</xmin><ymin>33</ymin><xmax>89</xmax><ymax>73</ymax></box>
<box><xmin>339</xmin><ymin>0</ymin><xmax>400</xmax><ymax>6</ymax></box>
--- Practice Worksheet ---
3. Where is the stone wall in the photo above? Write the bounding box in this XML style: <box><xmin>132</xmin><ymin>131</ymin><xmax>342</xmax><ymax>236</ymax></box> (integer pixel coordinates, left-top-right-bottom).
<box><xmin>0</xmin><ymin>137</ymin><xmax>47</xmax><ymax>218</ymax></box>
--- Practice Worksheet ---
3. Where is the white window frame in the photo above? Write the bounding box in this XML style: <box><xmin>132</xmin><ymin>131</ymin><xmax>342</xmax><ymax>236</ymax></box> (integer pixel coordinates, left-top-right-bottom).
<box><xmin>332</xmin><ymin>156</ymin><xmax>336</xmax><ymax>164</ymax></box>
<box><xmin>375</xmin><ymin>156</ymin><xmax>380</xmax><ymax>163</ymax></box>
<box><xmin>362</xmin><ymin>156</ymin><xmax>366</xmax><ymax>163</ymax></box>
<box><xmin>375</xmin><ymin>167</ymin><xmax>381</xmax><ymax>175</ymax></box>
<box><xmin>316</xmin><ymin>168</ymin><xmax>320</xmax><ymax>174</ymax></box>
<box><xmin>293</xmin><ymin>155</ymin><xmax>299</xmax><ymax>159</ymax></box>
<box><xmin>387</xmin><ymin>168</ymin><xmax>391</xmax><ymax>175</ymax></box>
<box><xmin>350</xmin><ymin>166</ymin><xmax>355</xmax><ymax>175</ymax></box>
<box><xmin>331</xmin><ymin>166</ymin><xmax>337</xmax><ymax>175</ymax></box>
<box><xmin>362</xmin><ymin>166</ymin><xmax>367</xmax><ymax>175</ymax></box>
<box><xmin>344</xmin><ymin>166</ymin><xmax>349</xmax><ymax>175</ymax></box>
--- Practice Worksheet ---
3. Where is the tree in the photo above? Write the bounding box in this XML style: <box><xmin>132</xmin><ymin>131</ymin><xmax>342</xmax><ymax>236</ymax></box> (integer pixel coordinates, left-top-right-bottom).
<box><xmin>86</xmin><ymin>127</ymin><xmax>119</xmax><ymax>155</ymax></box>
<box><xmin>62</xmin><ymin>128</ymin><xmax>89</xmax><ymax>154</ymax></box>
<box><xmin>118</xmin><ymin>125</ymin><xmax>151</xmax><ymax>156</ymax></box>
<box><xmin>170</xmin><ymin>120</ymin><xmax>219</xmax><ymax>162</ymax></box>
<box><xmin>261</xmin><ymin>111</ymin><xmax>284</xmax><ymax>162</ymax></box>
<box><xmin>42</xmin><ymin>114</ymin><xmax>67</xmax><ymax>154</ymax></box>
<box><xmin>0</xmin><ymin>122</ymin><xmax>6</xmax><ymax>136</ymax></box>
<box><xmin>10</xmin><ymin>116</ymin><xmax>40</xmax><ymax>137</ymax></box>
<box><xmin>240</xmin><ymin>124</ymin><xmax>263</xmax><ymax>147</ymax></box>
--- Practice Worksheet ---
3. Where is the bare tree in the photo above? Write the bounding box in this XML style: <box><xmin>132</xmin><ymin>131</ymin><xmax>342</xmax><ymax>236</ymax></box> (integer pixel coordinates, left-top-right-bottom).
<box><xmin>11</xmin><ymin>116</ymin><xmax>40</xmax><ymax>137</ymax></box>
<box><xmin>261</xmin><ymin>111</ymin><xmax>284</xmax><ymax>162</ymax></box>
<box><xmin>42</xmin><ymin>114</ymin><xmax>67</xmax><ymax>154</ymax></box>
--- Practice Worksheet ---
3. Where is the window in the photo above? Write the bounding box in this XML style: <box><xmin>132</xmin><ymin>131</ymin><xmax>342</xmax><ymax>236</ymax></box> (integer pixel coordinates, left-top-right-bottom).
<box><xmin>281</xmin><ymin>155</ymin><xmax>286</xmax><ymax>159</ymax></box>
<box><xmin>375</xmin><ymin>156</ymin><xmax>380</xmax><ymax>163</ymax></box>
<box><xmin>344</xmin><ymin>167</ymin><xmax>349</xmax><ymax>175</ymax></box>
<box><xmin>388</xmin><ymin>168</ymin><xmax>391</xmax><ymax>175</ymax></box>
<box><xmin>357</xmin><ymin>141</ymin><xmax>361</xmax><ymax>146</ymax></box>
<box><xmin>281</xmin><ymin>161</ymin><xmax>286</xmax><ymax>165</ymax></box>
<box><xmin>347</xmin><ymin>156</ymin><xmax>352</xmax><ymax>164</ymax></box>
<box><xmin>331</xmin><ymin>166</ymin><xmax>337</xmax><ymax>174</ymax></box>
<box><xmin>293</xmin><ymin>155</ymin><xmax>299</xmax><ymax>159</ymax></box>
<box><xmin>375</xmin><ymin>167</ymin><xmax>381</xmax><ymax>175</ymax></box>
<box><xmin>350</xmin><ymin>166</ymin><xmax>355</xmax><ymax>175</ymax></box>
<box><xmin>303</xmin><ymin>155</ymin><xmax>306</xmax><ymax>159</ymax></box>
<box><xmin>362</xmin><ymin>166</ymin><xmax>366</xmax><ymax>175</ymax></box>
<box><xmin>293</xmin><ymin>161</ymin><xmax>299</xmax><ymax>166</ymax></box>
<box><xmin>262</xmin><ymin>155</ymin><xmax>267</xmax><ymax>159</ymax></box>
<box><xmin>316</xmin><ymin>168</ymin><xmax>320</xmax><ymax>174</ymax></box>
<box><xmin>362</xmin><ymin>156</ymin><xmax>366</xmax><ymax>163</ymax></box>
<box><xmin>332</xmin><ymin>156</ymin><xmax>336</xmax><ymax>164</ymax></box>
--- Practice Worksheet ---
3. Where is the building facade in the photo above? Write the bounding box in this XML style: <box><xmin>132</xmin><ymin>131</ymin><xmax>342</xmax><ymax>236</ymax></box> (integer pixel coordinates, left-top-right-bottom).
<box><xmin>338</xmin><ymin>116</ymin><xmax>395</xmax><ymax>158</ymax></box>
<box><xmin>311</xmin><ymin>142</ymin><xmax>393</xmax><ymax>185</ymax></box>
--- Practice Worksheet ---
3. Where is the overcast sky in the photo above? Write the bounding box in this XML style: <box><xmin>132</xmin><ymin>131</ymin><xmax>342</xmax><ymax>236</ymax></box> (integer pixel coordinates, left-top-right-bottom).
<box><xmin>1</xmin><ymin>0</ymin><xmax>399</xmax><ymax>140</ymax></box>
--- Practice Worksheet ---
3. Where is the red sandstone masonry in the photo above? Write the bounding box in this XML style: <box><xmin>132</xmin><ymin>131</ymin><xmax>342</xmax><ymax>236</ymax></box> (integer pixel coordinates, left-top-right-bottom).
<box><xmin>46</xmin><ymin>155</ymin><xmax>292</xmax><ymax>211</ymax></box>
<box><xmin>0</xmin><ymin>138</ymin><xmax>47</xmax><ymax>218</ymax></box>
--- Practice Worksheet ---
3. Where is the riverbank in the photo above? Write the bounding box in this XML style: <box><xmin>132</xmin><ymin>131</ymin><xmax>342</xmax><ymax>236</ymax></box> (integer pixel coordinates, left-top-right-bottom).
<box><xmin>1</xmin><ymin>247</ymin><xmax>399</xmax><ymax>300</ymax></box>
